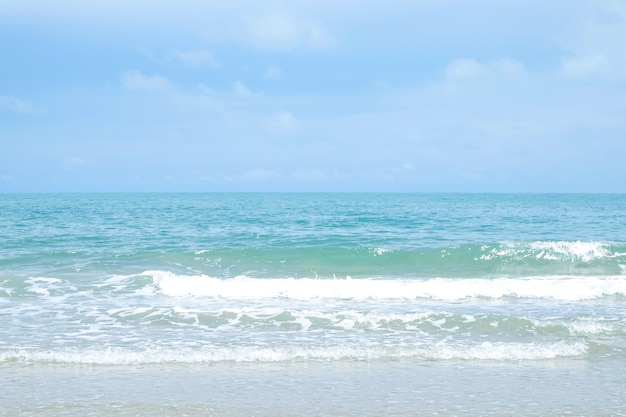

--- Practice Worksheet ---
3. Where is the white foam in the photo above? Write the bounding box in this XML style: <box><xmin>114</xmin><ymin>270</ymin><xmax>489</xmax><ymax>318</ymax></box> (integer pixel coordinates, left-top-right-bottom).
<box><xmin>482</xmin><ymin>240</ymin><xmax>616</xmax><ymax>262</ymax></box>
<box><xmin>529</xmin><ymin>241</ymin><xmax>610</xmax><ymax>261</ymax></box>
<box><xmin>24</xmin><ymin>277</ymin><xmax>64</xmax><ymax>296</ymax></box>
<box><xmin>0</xmin><ymin>341</ymin><xmax>586</xmax><ymax>365</ymax></box>
<box><xmin>0</xmin><ymin>280</ymin><xmax>12</xmax><ymax>297</ymax></box>
<box><xmin>533</xmin><ymin>317</ymin><xmax>617</xmax><ymax>336</ymax></box>
<box><xmin>129</xmin><ymin>306</ymin><xmax>451</xmax><ymax>333</ymax></box>
<box><xmin>488</xmin><ymin>241</ymin><xmax>623</xmax><ymax>262</ymax></box>
<box><xmin>146</xmin><ymin>270</ymin><xmax>626</xmax><ymax>301</ymax></box>
<box><xmin>430</xmin><ymin>341</ymin><xmax>587</xmax><ymax>361</ymax></box>
<box><xmin>370</xmin><ymin>247</ymin><xmax>392</xmax><ymax>256</ymax></box>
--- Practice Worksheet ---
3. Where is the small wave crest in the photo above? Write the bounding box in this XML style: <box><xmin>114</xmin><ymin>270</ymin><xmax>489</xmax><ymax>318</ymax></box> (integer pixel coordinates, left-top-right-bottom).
<box><xmin>481</xmin><ymin>241</ymin><xmax>622</xmax><ymax>262</ymax></box>
<box><xmin>0</xmin><ymin>341</ymin><xmax>587</xmax><ymax>365</ymax></box>
<box><xmin>146</xmin><ymin>270</ymin><xmax>626</xmax><ymax>301</ymax></box>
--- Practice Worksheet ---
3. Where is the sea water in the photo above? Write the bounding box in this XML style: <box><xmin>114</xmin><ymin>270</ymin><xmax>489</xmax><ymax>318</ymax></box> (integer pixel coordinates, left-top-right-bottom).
<box><xmin>1</xmin><ymin>193</ymin><xmax>626</xmax><ymax>416</ymax></box>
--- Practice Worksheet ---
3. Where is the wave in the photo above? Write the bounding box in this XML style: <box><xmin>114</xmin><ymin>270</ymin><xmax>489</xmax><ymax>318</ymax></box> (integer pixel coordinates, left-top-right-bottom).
<box><xmin>5</xmin><ymin>268</ymin><xmax>626</xmax><ymax>303</ymax></box>
<box><xmin>145</xmin><ymin>270</ymin><xmax>626</xmax><ymax>301</ymax></box>
<box><xmin>3</xmin><ymin>241</ymin><xmax>625</xmax><ymax>287</ymax></box>
<box><xmin>483</xmin><ymin>240</ymin><xmax>619</xmax><ymax>262</ymax></box>
<box><xmin>0</xmin><ymin>341</ymin><xmax>587</xmax><ymax>365</ymax></box>
<box><xmin>104</xmin><ymin>306</ymin><xmax>622</xmax><ymax>337</ymax></box>
<box><xmin>147</xmin><ymin>240</ymin><xmax>626</xmax><ymax>278</ymax></box>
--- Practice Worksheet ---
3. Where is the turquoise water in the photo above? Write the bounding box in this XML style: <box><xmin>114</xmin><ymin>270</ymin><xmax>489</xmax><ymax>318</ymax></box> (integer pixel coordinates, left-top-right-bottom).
<box><xmin>2</xmin><ymin>193</ymin><xmax>626</xmax><ymax>416</ymax></box>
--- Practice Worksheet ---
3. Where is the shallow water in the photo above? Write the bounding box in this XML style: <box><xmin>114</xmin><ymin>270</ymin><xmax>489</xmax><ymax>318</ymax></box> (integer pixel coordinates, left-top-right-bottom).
<box><xmin>3</xmin><ymin>358</ymin><xmax>625</xmax><ymax>416</ymax></box>
<box><xmin>2</xmin><ymin>193</ymin><xmax>626</xmax><ymax>415</ymax></box>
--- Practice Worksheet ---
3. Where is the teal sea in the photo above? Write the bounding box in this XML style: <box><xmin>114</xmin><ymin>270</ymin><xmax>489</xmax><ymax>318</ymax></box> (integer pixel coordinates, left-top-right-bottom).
<box><xmin>2</xmin><ymin>193</ymin><xmax>626</xmax><ymax>416</ymax></box>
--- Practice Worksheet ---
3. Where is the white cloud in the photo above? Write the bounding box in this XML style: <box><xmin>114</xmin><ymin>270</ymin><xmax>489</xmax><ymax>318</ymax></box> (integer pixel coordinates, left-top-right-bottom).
<box><xmin>232</xmin><ymin>81</ymin><xmax>263</xmax><ymax>98</ymax></box>
<box><xmin>239</xmin><ymin>169</ymin><xmax>278</xmax><ymax>182</ymax></box>
<box><xmin>383</xmin><ymin>163</ymin><xmax>414</xmax><ymax>182</ymax></box>
<box><xmin>121</xmin><ymin>69</ymin><xmax>171</xmax><ymax>91</ymax></box>
<box><xmin>268</xmin><ymin>110</ymin><xmax>297</xmax><ymax>131</ymax></box>
<box><xmin>390</xmin><ymin>163</ymin><xmax>413</xmax><ymax>175</ymax></box>
<box><xmin>263</xmin><ymin>66</ymin><xmax>284</xmax><ymax>79</ymax></box>
<box><xmin>496</xmin><ymin>58</ymin><xmax>527</xmax><ymax>76</ymax></box>
<box><xmin>445</xmin><ymin>58</ymin><xmax>526</xmax><ymax>81</ymax></box>
<box><xmin>197</xmin><ymin>169</ymin><xmax>278</xmax><ymax>183</ymax></box>
<box><xmin>561</xmin><ymin>53</ymin><xmax>610</xmax><ymax>78</ymax></box>
<box><xmin>291</xmin><ymin>168</ymin><xmax>346</xmax><ymax>182</ymax></box>
<box><xmin>558</xmin><ymin>1</ymin><xmax>626</xmax><ymax>79</ymax></box>
<box><xmin>174</xmin><ymin>49</ymin><xmax>220</xmax><ymax>69</ymax></box>
<box><xmin>136</xmin><ymin>45</ymin><xmax>159</xmax><ymax>63</ymax></box>
<box><xmin>450</xmin><ymin>168</ymin><xmax>486</xmax><ymax>181</ymax></box>
<box><xmin>445</xmin><ymin>59</ymin><xmax>487</xmax><ymax>79</ymax></box>
<box><xmin>245</xmin><ymin>12</ymin><xmax>334</xmax><ymax>52</ymax></box>
<box><xmin>0</xmin><ymin>95</ymin><xmax>39</xmax><ymax>114</ymax></box>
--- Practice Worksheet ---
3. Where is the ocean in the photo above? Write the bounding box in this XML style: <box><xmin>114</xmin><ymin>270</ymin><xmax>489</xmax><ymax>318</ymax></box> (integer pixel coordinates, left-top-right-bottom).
<box><xmin>1</xmin><ymin>193</ymin><xmax>626</xmax><ymax>416</ymax></box>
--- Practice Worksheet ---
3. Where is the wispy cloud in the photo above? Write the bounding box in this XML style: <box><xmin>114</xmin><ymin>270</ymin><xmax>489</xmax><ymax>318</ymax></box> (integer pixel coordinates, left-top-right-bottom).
<box><xmin>561</xmin><ymin>53</ymin><xmax>610</xmax><ymax>78</ymax></box>
<box><xmin>263</xmin><ymin>66</ymin><xmax>284</xmax><ymax>79</ymax></box>
<box><xmin>232</xmin><ymin>81</ymin><xmax>263</xmax><ymax>98</ymax></box>
<box><xmin>196</xmin><ymin>169</ymin><xmax>279</xmax><ymax>183</ymax></box>
<box><xmin>558</xmin><ymin>1</ymin><xmax>626</xmax><ymax>80</ymax></box>
<box><xmin>268</xmin><ymin>110</ymin><xmax>297</xmax><ymax>132</ymax></box>
<box><xmin>291</xmin><ymin>168</ymin><xmax>347</xmax><ymax>182</ymax></box>
<box><xmin>121</xmin><ymin>69</ymin><xmax>171</xmax><ymax>92</ymax></box>
<box><xmin>445</xmin><ymin>58</ymin><xmax>526</xmax><ymax>81</ymax></box>
<box><xmin>0</xmin><ymin>95</ymin><xmax>41</xmax><ymax>115</ymax></box>
<box><xmin>174</xmin><ymin>49</ymin><xmax>220</xmax><ymax>69</ymax></box>
<box><xmin>240</xmin><ymin>169</ymin><xmax>279</xmax><ymax>182</ymax></box>
<box><xmin>245</xmin><ymin>12</ymin><xmax>334</xmax><ymax>52</ymax></box>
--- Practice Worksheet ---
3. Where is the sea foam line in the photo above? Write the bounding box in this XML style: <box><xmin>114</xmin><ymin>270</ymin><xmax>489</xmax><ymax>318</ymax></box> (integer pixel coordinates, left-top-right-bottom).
<box><xmin>145</xmin><ymin>270</ymin><xmax>626</xmax><ymax>301</ymax></box>
<box><xmin>480</xmin><ymin>240</ymin><xmax>622</xmax><ymax>262</ymax></box>
<box><xmin>0</xmin><ymin>341</ymin><xmax>587</xmax><ymax>365</ymax></box>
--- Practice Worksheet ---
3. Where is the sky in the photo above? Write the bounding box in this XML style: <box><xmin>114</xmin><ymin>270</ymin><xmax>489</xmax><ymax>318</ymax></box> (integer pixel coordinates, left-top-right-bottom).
<box><xmin>1</xmin><ymin>0</ymin><xmax>626</xmax><ymax>192</ymax></box>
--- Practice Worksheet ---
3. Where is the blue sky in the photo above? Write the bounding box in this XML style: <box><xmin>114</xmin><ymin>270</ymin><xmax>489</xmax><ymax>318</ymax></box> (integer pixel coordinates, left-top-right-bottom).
<box><xmin>2</xmin><ymin>0</ymin><xmax>625</xmax><ymax>192</ymax></box>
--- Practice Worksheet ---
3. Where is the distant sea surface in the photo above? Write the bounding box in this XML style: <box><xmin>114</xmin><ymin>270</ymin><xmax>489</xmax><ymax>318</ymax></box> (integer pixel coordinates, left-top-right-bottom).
<box><xmin>2</xmin><ymin>193</ymin><xmax>626</xmax><ymax>416</ymax></box>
